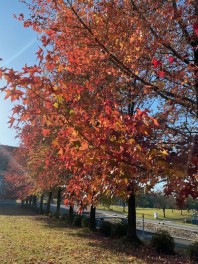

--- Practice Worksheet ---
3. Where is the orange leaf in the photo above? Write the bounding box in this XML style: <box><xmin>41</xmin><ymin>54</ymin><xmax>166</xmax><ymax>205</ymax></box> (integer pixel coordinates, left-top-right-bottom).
<box><xmin>58</xmin><ymin>148</ymin><xmax>64</xmax><ymax>157</ymax></box>
<box><xmin>8</xmin><ymin>117</ymin><xmax>15</xmax><ymax>127</ymax></box>
<box><xmin>153</xmin><ymin>118</ymin><xmax>159</xmax><ymax>126</ymax></box>
<box><xmin>42</xmin><ymin>128</ymin><xmax>51</xmax><ymax>136</ymax></box>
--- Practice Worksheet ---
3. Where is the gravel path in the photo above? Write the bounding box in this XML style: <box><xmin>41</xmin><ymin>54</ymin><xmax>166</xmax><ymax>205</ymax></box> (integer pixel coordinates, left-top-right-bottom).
<box><xmin>136</xmin><ymin>221</ymin><xmax>198</xmax><ymax>241</ymax></box>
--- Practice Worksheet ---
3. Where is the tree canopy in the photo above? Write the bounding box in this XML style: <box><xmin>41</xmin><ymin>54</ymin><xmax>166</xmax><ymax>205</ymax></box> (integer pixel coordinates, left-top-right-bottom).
<box><xmin>0</xmin><ymin>0</ymin><xmax>197</xmax><ymax>241</ymax></box>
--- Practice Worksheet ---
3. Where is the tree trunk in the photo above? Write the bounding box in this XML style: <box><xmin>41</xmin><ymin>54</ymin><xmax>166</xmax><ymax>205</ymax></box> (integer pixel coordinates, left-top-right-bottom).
<box><xmin>21</xmin><ymin>200</ymin><xmax>24</xmax><ymax>206</ymax></box>
<box><xmin>46</xmin><ymin>191</ymin><xmax>52</xmax><ymax>215</ymax></box>
<box><xmin>69</xmin><ymin>205</ymin><xmax>74</xmax><ymax>223</ymax></box>
<box><xmin>25</xmin><ymin>197</ymin><xmax>28</xmax><ymax>206</ymax></box>
<box><xmin>89</xmin><ymin>205</ymin><xmax>96</xmax><ymax>231</ymax></box>
<box><xmin>163</xmin><ymin>208</ymin><xmax>166</xmax><ymax>218</ymax></box>
<box><xmin>181</xmin><ymin>209</ymin><xmax>183</xmax><ymax>215</ymax></box>
<box><xmin>39</xmin><ymin>194</ymin><xmax>44</xmax><ymax>214</ymax></box>
<box><xmin>32</xmin><ymin>195</ymin><xmax>37</xmax><ymax>209</ymax></box>
<box><xmin>56</xmin><ymin>187</ymin><xmax>62</xmax><ymax>216</ymax></box>
<box><xmin>28</xmin><ymin>195</ymin><xmax>33</xmax><ymax>207</ymax></box>
<box><xmin>127</xmin><ymin>193</ymin><xmax>139</xmax><ymax>243</ymax></box>
<box><xmin>123</xmin><ymin>201</ymin><xmax>126</xmax><ymax>212</ymax></box>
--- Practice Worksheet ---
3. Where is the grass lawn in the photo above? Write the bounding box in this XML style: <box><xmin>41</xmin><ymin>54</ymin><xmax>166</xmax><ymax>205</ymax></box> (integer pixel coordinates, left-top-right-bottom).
<box><xmin>97</xmin><ymin>205</ymin><xmax>192</xmax><ymax>223</ymax></box>
<box><xmin>0</xmin><ymin>206</ymin><xmax>191</xmax><ymax>263</ymax></box>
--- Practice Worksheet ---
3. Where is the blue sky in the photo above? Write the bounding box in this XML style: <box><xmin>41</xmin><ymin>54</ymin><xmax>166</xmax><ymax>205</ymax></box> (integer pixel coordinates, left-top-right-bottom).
<box><xmin>0</xmin><ymin>0</ymin><xmax>38</xmax><ymax>146</ymax></box>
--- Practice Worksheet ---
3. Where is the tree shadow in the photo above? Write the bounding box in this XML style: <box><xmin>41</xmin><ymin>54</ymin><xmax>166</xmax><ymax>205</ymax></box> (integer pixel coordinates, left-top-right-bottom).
<box><xmin>0</xmin><ymin>205</ymin><xmax>38</xmax><ymax>216</ymax></box>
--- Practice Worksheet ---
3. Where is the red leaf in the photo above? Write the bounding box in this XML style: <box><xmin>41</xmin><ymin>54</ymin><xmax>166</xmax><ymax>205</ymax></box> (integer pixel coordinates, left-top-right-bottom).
<box><xmin>42</xmin><ymin>128</ymin><xmax>51</xmax><ymax>136</ymax></box>
<box><xmin>193</xmin><ymin>24</ymin><xmax>198</xmax><ymax>36</ymax></box>
<box><xmin>24</xmin><ymin>20</ymin><xmax>32</xmax><ymax>27</ymax></box>
<box><xmin>152</xmin><ymin>58</ymin><xmax>161</xmax><ymax>68</ymax></box>
<box><xmin>158</xmin><ymin>71</ymin><xmax>165</xmax><ymax>78</ymax></box>
<box><xmin>168</xmin><ymin>57</ymin><xmax>174</xmax><ymax>64</ymax></box>
<box><xmin>45</xmin><ymin>159</ymin><xmax>49</xmax><ymax>166</ymax></box>
<box><xmin>8</xmin><ymin>117</ymin><xmax>15</xmax><ymax>127</ymax></box>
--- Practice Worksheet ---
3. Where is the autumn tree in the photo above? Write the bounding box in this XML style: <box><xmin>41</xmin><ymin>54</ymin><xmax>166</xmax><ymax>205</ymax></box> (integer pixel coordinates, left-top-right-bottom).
<box><xmin>16</xmin><ymin>122</ymin><xmax>71</xmax><ymax>214</ymax></box>
<box><xmin>2</xmin><ymin>147</ymin><xmax>36</xmax><ymax>202</ymax></box>
<box><xmin>0</xmin><ymin>0</ymin><xmax>198</xmax><ymax>242</ymax></box>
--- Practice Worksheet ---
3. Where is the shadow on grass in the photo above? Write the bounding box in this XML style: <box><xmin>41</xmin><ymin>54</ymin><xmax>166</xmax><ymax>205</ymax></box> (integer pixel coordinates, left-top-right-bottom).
<box><xmin>0</xmin><ymin>205</ymin><xmax>38</xmax><ymax>216</ymax></box>
<box><xmin>69</xmin><ymin>230</ymin><xmax>185</xmax><ymax>263</ymax></box>
<box><xmin>35</xmin><ymin>216</ymin><xmax>171</xmax><ymax>262</ymax></box>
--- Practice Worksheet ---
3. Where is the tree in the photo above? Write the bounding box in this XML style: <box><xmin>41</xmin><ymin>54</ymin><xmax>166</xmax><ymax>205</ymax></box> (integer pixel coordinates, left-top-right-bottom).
<box><xmin>153</xmin><ymin>191</ymin><xmax>176</xmax><ymax>218</ymax></box>
<box><xmin>2</xmin><ymin>147</ymin><xmax>35</xmax><ymax>201</ymax></box>
<box><xmin>1</xmin><ymin>0</ymin><xmax>198</xmax><ymax>242</ymax></box>
<box><xmin>164</xmin><ymin>135</ymin><xmax>198</xmax><ymax>203</ymax></box>
<box><xmin>186</xmin><ymin>196</ymin><xmax>198</xmax><ymax>211</ymax></box>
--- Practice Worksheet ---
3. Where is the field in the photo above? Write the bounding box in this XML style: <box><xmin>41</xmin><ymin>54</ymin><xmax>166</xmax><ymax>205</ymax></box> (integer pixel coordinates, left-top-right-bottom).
<box><xmin>0</xmin><ymin>206</ymin><xmax>191</xmax><ymax>263</ymax></box>
<box><xmin>98</xmin><ymin>205</ymin><xmax>193</xmax><ymax>224</ymax></box>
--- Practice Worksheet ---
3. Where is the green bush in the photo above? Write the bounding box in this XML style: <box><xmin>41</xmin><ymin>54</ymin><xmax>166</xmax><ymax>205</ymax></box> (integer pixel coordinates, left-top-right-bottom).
<box><xmin>81</xmin><ymin>217</ymin><xmax>90</xmax><ymax>228</ymax></box>
<box><xmin>188</xmin><ymin>241</ymin><xmax>198</xmax><ymax>262</ymax></box>
<box><xmin>111</xmin><ymin>223</ymin><xmax>127</xmax><ymax>238</ymax></box>
<box><xmin>150</xmin><ymin>230</ymin><xmax>175</xmax><ymax>254</ymax></box>
<box><xmin>72</xmin><ymin>215</ymin><xmax>83</xmax><ymax>227</ymax></box>
<box><xmin>99</xmin><ymin>221</ymin><xmax>113</xmax><ymax>237</ymax></box>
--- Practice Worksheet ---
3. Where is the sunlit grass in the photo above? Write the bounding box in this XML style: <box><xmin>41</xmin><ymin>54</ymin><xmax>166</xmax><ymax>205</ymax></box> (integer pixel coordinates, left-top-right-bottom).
<box><xmin>97</xmin><ymin>205</ymin><xmax>192</xmax><ymax>223</ymax></box>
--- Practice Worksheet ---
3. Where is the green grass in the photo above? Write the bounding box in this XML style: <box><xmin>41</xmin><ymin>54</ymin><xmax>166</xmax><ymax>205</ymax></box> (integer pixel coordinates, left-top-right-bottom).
<box><xmin>97</xmin><ymin>205</ymin><xmax>192</xmax><ymax>223</ymax></box>
<box><xmin>0</xmin><ymin>206</ymin><xmax>191</xmax><ymax>263</ymax></box>
<box><xmin>136</xmin><ymin>208</ymin><xmax>192</xmax><ymax>222</ymax></box>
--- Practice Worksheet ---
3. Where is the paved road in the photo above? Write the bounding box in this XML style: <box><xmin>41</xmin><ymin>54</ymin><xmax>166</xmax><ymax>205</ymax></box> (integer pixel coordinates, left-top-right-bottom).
<box><xmin>93</xmin><ymin>209</ymin><xmax>198</xmax><ymax>231</ymax></box>
<box><xmin>49</xmin><ymin>203</ymin><xmax>198</xmax><ymax>231</ymax></box>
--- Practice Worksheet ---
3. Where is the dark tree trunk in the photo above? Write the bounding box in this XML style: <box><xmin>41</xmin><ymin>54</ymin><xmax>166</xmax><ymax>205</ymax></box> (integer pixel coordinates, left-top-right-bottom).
<box><xmin>89</xmin><ymin>205</ymin><xmax>96</xmax><ymax>231</ymax></box>
<box><xmin>123</xmin><ymin>201</ymin><xmax>126</xmax><ymax>212</ymax></box>
<box><xmin>21</xmin><ymin>200</ymin><xmax>24</xmax><ymax>206</ymax></box>
<box><xmin>163</xmin><ymin>208</ymin><xmax>166</xmax><ymax>218</ymax></box>
<box><xmin>172</xmin><ymin>208</ymin><xmax>174</xmax><ymax>213</ymax></box>
<box><xmin>28</xmin><ymin>195</ymin><xmax>33</xmax><ymax>207</ymax></box>
<box><xmin>69</xmin><ymin>205</ymin><xmax>74</xmax><ymax>223</ymax></box>
<box><xmin>46</xmin><ymin>191</ymin><xmax>52</xmax><ymax>215</ymax></box>
<box><xmin>39</xmin><ymin>194</ymin><xmax>44</xmax><ymax>214</ymax></box>
<box><xmin>181</xmin><ymin>209</ymin><xmax>183</xmax><ymax>215</ymax></box>
<box><xmin>32</xmin><ymin>195</ymin><xmax>37</xmax><ymax>209</ymax></box>
<box><xmin>25</xmin><ymin>197</ymin><xmax>28</xmax><ymax>206</ymax></box>
<box><xmin>56</xmin><ymin>188</ymin><xmax>62</xmax><ymax>216</ymax></box>
<box><xmin>127</xmin><ymin>193</ymin><xmax>139</xmax><ymax>243</ymax></box>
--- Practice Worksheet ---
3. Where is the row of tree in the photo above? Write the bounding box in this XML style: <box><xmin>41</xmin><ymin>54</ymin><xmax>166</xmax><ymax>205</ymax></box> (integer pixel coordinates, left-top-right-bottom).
<box><xmin>0</xmin><ymin>0</ymin><xmax>197</xmax><ymax>242</ymax></box>
<box><xmin>101</xmin><ymin>192</ymin><xmax>198</xmax><ymax>216</ymax></box>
